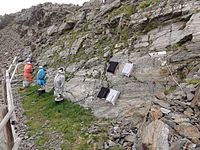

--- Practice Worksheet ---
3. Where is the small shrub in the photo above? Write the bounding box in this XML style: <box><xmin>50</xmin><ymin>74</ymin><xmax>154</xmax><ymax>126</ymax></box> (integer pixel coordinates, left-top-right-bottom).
<box><xmin>164</xmin><ymin>86</ymin><xmax>176</xmax><ymax>95</ymax></box>
<box><xmin>177</xmin><ymin>71</ymin><xmax>186</xmax><ymax>80</ymax></box>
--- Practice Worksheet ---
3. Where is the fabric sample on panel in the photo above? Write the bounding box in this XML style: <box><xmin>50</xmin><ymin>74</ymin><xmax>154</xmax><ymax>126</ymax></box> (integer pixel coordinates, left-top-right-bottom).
<box><xmin>107</xmin><ymin>61</ymin><xmax>119</xmax><ymax>73</ymax></box>
<box><xmin>122</xmin><ymin>63</ymin><xmax>134</xmax><ymax>77</ymax></box>
<box><xmin>105</xmin><ymin>89</ymin><xmax>120</xmax><ymax>105</ymax></box>
<box><xmin>97</xmin><ymin>87</ymin><xmax>110</xmax><ymax>98</ymax></box>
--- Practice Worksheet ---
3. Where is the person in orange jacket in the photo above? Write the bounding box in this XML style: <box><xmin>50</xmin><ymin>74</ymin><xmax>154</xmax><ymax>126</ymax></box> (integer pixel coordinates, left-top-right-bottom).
<box><xmin>23</xmin><ymin>62</ymin><xmax>33</xmax><ymax>87</ymax></box>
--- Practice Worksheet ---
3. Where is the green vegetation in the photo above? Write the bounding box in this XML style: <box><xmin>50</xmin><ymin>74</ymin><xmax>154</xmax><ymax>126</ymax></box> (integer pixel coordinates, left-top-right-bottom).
<box><xmin>65</xmin><ymin>72</ymin><xmax>74</xmax><ymax>81</ymax></box>
<box><xmin>93</xmin><ymin>35</ymin><xmax>116</xmax><ymax>57</ymax></box>
<box><xmin>172</xmin><ymin>43</ymin><xmax>182</xmax><ymax>50</ymax></box>
<box><xmin>95</xmin><ymin>35</ymin><xmax>111</xmax><ymax>49</ymax></box>
<box><xmin>108</xmin><ymin>5</ymin><xmax>135</xmax><ymax>20</ymax></box>
<box><xmin>67</xmin><ymin>48</ymin><xmax>91</xmax><ymax>63</ymax></box>
<box><xmin>139</xmin><ymin>0</ymin><xmax>160</xmax><ymax>9</ymax></box>
<box><xmin>20</xmin><ymin>86</ymin><xmax>109</xmax><ymax>150</ymax></box>
<box><xmin>55</xmin><ymin>40</ymin><xmax>65</xmax><ymax>48</ymax></box>
<box><xmin>142</xmin><ymin>21</ymin><xmax>164</xmax><ymax>33</ymax></box>
<box><xmin>164</xmin><ymin>86</ymin><xmax>176</xmax><ymax>95</ymax></box>
<box><xmin>68</xmin><ymin>30</ymin><xmax>80</xmax><ymax>48</ymax></box>
<box><xmin>188</xmin><ymin>79</ymin><xmax>200</xmax><ymax>85</ymax></box>
<box><xmin>81</xmin><ymin>22</ymin><xmax>90</xmax><ymax>32</ymax></box>
<box><xmin>177</xmin><ymin>70</ymin><xmax>186</xmax><ymax>80</ymax></box>
<box><xmin>120</xmin><ymin>26</ymin><xmax>131</xmax><ymax>41</ymax></box>
<box><xmin>49</xmin><ymin>28</ymin><xmax>94</xmax><ymax>68</ymax></box>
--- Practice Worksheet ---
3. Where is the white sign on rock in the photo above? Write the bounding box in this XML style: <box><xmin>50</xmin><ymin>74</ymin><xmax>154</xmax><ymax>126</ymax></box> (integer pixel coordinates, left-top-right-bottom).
<box><xmin>149</xmin><ymin>51</ymin><xmax>166</xmax><ymax>57</ymax></box>
<box><xmin>122</xmin><ymin>63</ymin><xmax>134</xmax><ymax>77</ymax></box>
<box><xmin>105</xmin><ymin>89</ymin><xmax>120</xmax><ymax>105</ymax></box>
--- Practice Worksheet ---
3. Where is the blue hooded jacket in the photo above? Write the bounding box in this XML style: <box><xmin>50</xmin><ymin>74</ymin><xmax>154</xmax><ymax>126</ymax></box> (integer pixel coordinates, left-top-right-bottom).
<box><xmin>37</xmin><ymin>67</ymin><xmax>46</xmax><ymax>86</ymax></box>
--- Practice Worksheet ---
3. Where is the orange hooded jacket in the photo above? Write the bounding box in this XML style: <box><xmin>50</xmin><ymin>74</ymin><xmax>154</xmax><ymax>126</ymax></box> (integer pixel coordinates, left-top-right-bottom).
<box><xmin>23</xmin><ymin>62</ymin><xmax>33</xmax><ymax>81</ymax></box>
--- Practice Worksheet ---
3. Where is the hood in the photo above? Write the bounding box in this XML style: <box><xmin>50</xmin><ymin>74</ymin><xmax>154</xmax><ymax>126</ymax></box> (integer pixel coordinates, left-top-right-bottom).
<box><xmin>58</xmin><ymin>70</ymin><xmax>65</xmax><ymax>75</ymax></box>
<box><xmin>39</xmin><ymin>67</ymin><xmax>46</xmax><ymax>71</ymax></box>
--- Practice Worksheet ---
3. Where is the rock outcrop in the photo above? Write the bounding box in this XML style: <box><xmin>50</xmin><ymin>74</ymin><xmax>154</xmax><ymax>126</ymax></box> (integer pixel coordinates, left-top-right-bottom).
<box><xmin>0</xmin><ymin>0</ymin><xmax>200</xmax><ymax>149</ymax></box>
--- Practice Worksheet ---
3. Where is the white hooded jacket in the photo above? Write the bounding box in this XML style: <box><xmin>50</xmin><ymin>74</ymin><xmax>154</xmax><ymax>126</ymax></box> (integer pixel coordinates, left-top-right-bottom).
<box><xmin>54</xmin><ymin>70</ymin><xmax>65</xmax><ymax>95</ymax></box>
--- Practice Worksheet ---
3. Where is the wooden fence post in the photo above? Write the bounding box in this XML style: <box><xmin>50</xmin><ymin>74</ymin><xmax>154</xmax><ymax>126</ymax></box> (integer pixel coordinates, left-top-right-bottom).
<box><xmin>0</xmin><ymin>57</ymin><xmax>21</xmax><ymax>150</ymax></box>
<box><xmin>0</xmin><ymin>79</ymin><xmax>14</xmax><ymax>150</ymax></box>
<box><xmin>6</xmin><ymin>71</ymin><xmax>17</xmax><ymax>124</ymax></box>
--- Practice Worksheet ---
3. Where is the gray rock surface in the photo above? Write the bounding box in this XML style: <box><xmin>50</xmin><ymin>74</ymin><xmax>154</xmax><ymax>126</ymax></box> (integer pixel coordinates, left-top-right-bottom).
<box><xmin>0</xmin><ymin>131</ymin><xmax>6</xmax><ymax>150</ymax></box>
<box><xmin>47</xmin><ymin>25</ymin><xmax>58</xmax><ymax>36</ymax></box>
<box><xmin>70</xmin><ymin>36</ymin><xmax>87</xmax><ymax>54</ymax></box>
<box><xmin>58</xmin><ymin>21</ymin><xmax>75</xmax><ymax>34</ymax></box>
<box><xmin>175</xmin><ymin>123</ymin><xmax>200</xmax><ymax>142</ymax></box>
<box><xmin>97</xmin><ymin>0</ymin><xmax>121</xmax><ymax>17</ymax></box>
<box><xmin>142</xmin><ymin>120</ymin><xmax>169</xmax><ymax>150</ymax></box>
<box><xmin>1</xmin><ymin>0</ymin><xmax>200</xmax><ymax>149</ymax></box>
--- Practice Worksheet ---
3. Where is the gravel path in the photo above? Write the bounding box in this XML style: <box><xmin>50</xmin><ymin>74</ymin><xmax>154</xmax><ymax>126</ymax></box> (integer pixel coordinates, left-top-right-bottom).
<box><xmin>0</xmin><ymin>71</ymin><xmax>37</xmax><ymax>150</ymax></box>
<box><xmin>12</xmin><ymin>78</ymin><xmax>37</xmax><ymax>150</ymax></box>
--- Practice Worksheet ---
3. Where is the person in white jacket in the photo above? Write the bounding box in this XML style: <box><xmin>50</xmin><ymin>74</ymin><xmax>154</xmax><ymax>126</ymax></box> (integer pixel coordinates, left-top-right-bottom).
<box><xmin>54</xmin><ymin>67</ymin><xmax>65</xmax><ymax>102</ymax></box>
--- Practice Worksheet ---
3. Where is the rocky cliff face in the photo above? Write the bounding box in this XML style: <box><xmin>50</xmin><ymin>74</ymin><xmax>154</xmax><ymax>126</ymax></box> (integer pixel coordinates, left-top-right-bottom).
<box><xmin>0</xmin><ymin>0</ymin><xmax>200</xmax><ymax>149</ymax></box>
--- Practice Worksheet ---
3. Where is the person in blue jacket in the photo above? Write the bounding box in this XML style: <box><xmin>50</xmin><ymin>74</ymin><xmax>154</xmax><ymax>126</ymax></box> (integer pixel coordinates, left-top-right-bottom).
<box><xmin>37</xmin><ymin>66</ymin><xmax>47</xmax><ymax>90</ymax></box>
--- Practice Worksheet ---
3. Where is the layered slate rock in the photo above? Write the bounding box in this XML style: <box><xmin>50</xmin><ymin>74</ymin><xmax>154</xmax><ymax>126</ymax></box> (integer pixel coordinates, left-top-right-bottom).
<box><xmin>175</xmin><ymin>123</ymin><xmax>200</xmax><ymax>143</ymax></box>
<box><xmin>70</xmin><ymin>36</ymin><xmax>87</xmax><ymax>54</ymax></box>
<box><xmin>142</xmin><ymin>120</ymin><xmax>169</xmax><ymax>150</ymax></box>
<box><xmin>58</xmin><ymin>21</ymin><xmax>75</xmax><ymax>34</ymax></box>
<box><xmin>47</xmin><ymin>24</ymin><xmax>58</xmax><ymax>36</ymax></box>
<box><xmin>1</xmin><ymin>0</ymin><xmax>200</xmax><ymax>149</ymax></box>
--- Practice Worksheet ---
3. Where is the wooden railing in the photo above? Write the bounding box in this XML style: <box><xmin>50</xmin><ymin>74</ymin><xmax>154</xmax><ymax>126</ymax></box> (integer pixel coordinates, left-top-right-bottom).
<box><xmin>0</xmin><ymin>57</ymin><xmax>22</xmax><ymax>150</ymax></box>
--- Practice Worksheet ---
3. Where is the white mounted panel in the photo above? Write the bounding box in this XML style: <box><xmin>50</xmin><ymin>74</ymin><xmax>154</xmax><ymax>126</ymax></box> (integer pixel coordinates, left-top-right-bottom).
<box><xmin>122</xmin><ymin>63</ymin><xmax>134</xmax><ymax>77</ymax></box>
<box><xmin>149</xmin><ymin>51</ymin><xmax>166</xmax><ymax>57</ymax></box>
<box><xmin>105</xmin><ymin>89</ymin><xmax>120</xmax><ymax>105</ymax></box>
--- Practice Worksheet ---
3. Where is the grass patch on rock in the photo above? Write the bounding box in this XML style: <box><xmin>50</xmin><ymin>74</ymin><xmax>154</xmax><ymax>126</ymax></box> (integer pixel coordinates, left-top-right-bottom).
<box><xmin>108</xmin><ymin>5</ymin><xmax>135</xmax><ymax>20</ymax></box>
<box><xmin>164</xmin><ymin>86</ymin><xmax>176</xmax><ymax>95</ymax></box>
<box><xmin>142</xmin><ymin>21</ymin><xmax>164</xmax><ymax>33</ymax></box>
<box><xmin>20</xmin><ymin>86</ymin><xmax>109</xmax><ymax>149</ymax></box>
<box><xmin>139</xmin><ymin>0</ymin><xmax>160</xmax><ymax>9</ymax></box>
<box><xmin>188</xmin><ymin>79</ymin><xmax>200</xmax><ymax>85</ymax></box>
